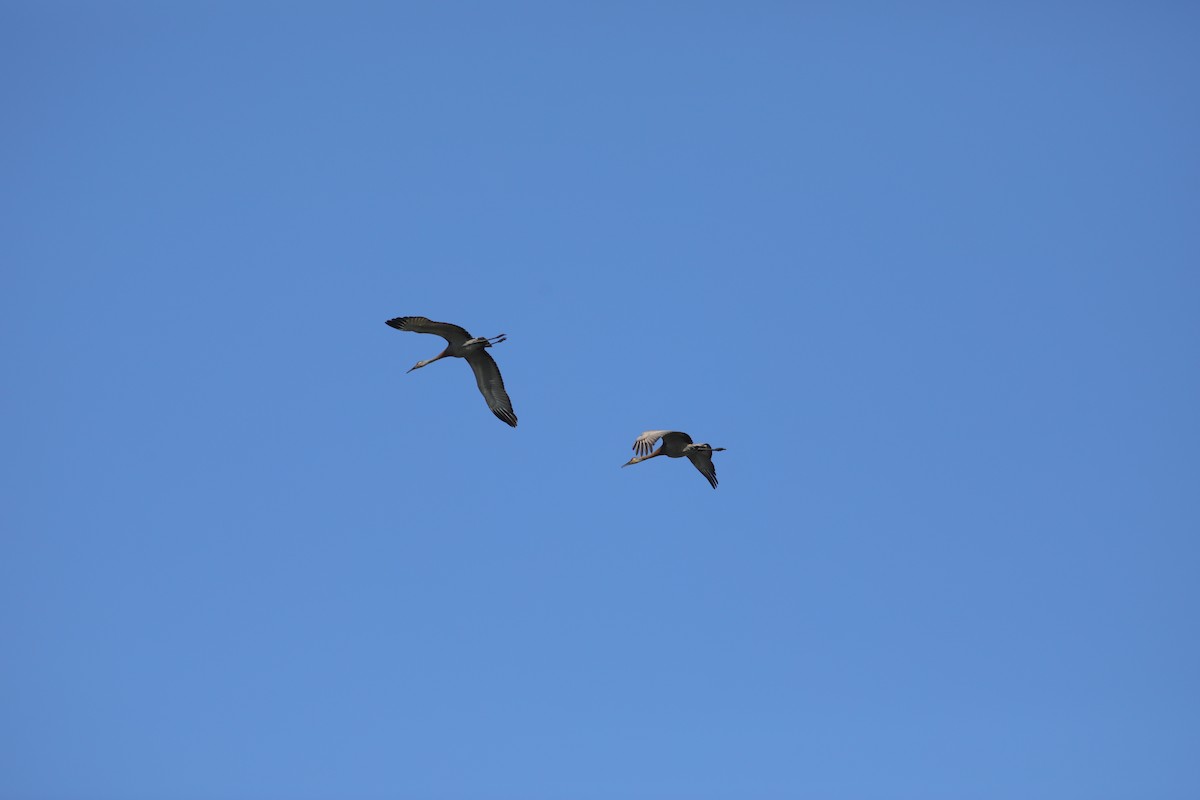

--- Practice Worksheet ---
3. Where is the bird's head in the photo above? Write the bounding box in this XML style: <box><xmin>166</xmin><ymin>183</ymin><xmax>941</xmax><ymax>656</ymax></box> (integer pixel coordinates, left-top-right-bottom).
<box><xmin>406</xmin><ymin>359</ymin><xmax>430</xmax><ymax>373</ymax></box>
<box><xmin>621</xmin><ymin>456</ymin><xmax>643</xmax><ymax>468</ymax></box>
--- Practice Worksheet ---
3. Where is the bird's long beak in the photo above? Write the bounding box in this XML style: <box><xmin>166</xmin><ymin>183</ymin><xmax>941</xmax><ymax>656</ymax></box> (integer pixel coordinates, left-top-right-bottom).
<box><xmin>621</xmin><ymin>458</ymin><xmax>637</xmax><ymax>468</ymax></box>
<box><xmin>406</xmin><ymin>366</ymin><xmax>417</xmax><ymax>373</ymax></box>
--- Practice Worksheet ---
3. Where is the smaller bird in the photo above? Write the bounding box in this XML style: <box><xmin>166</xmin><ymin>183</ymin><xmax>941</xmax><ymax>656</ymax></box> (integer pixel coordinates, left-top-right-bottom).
<box><xmin>622</xmin><ymin>430</ymin><xmax>727</xmax><ymax>489</ymax></box>
<box><xmin>386</xmin><ymin>315</ymin><xmax>517</xmax><ymax>427</ymax></box>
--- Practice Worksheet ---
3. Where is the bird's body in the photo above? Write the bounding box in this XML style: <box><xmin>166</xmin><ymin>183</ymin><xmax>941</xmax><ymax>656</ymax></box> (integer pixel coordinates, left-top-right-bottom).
<box><xmin>386</xmin><ymin>316</ymin><xmax>517</xmax><ymax>427</ymax></box>
<box><xmin>622</xmin><ymin>430</ymin><xmax>726</xmax><ymax>489</ymax></box>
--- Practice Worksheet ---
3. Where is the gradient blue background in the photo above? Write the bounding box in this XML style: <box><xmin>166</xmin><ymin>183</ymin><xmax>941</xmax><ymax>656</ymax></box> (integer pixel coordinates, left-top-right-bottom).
<box><xmin>3</xmin><ymin>2</ymin><xmax>1198</xmax><ymax>798</ymax></box>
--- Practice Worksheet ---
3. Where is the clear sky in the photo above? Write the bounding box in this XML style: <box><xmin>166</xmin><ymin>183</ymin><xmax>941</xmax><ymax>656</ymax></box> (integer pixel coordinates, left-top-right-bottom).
<box><xmin>3</xmin><ymin>2</ymin><xmax>1198</xmax><ymax>798</ymax></box>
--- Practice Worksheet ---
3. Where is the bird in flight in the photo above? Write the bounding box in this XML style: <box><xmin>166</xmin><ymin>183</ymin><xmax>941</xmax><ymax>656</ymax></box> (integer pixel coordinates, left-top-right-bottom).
<box><xmin>385</xmin><ymin>315</ymin><xmax>517</xmax><ymax>427</ymax></box>
<box><xmin>622</xmin><ymin>430</ymin><xmax>726</xmax><ymax>489</ymax></box>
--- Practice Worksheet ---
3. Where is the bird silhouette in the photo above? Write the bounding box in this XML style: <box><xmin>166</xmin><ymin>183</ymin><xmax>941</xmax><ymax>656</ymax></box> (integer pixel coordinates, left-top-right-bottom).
<box><xmin>622</xmin><ymin>430</ymin><xmax>726</xmax><ymax>488</ymax></box>
<box><xmin>386</xmin><ymin>316</ymin><xmax>517</xmax><ymax>427</ymax></box>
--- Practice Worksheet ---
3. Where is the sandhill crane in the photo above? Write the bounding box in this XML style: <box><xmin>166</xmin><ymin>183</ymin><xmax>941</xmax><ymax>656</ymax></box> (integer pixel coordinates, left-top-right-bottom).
<box><xmin>622</xmin><ymin>430</ymin><xmax>726</xmax><ymax>489</ymax></box>
<box><xmin>385</xmin><ymin>315</ymin><xmax>517</xmax><ymax>427</ymax></box>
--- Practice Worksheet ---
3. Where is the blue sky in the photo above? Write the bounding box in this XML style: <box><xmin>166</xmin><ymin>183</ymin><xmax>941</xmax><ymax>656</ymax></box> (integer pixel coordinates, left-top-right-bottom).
<box><xmin>2</xmin><ymin>2</ymin><xmax>1198</xmax><ymax>798</ymax></box>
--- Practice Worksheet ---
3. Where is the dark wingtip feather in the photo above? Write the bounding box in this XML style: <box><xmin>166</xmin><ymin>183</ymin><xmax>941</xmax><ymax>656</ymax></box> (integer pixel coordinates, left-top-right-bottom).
<box><xmin>385</xmin><ymin>317</ymin><xmax>409</xmax><ymax>330</ymax></box>
<box><xmin>493</xmin><ymin>409</ymin><xmax>518</xmax><ymax>428</ymax></box>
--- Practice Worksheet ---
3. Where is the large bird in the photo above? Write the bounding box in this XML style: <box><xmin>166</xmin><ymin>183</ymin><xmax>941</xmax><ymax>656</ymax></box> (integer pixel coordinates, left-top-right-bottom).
<box><xmin>385</xmin><ymin>316</ymin><xmax>517</xmax><ymax>427</ymax></box>
<box><xmin>621</xmin><ymin>430</ymin><xmax>726</xmax><ymax>489</ymax></box>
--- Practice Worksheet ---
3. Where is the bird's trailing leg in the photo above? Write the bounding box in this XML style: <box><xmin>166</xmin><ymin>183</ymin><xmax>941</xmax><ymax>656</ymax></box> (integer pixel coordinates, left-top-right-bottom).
<box><xmin>464</xmin><ymin>333</ymin><xmax>508</xmax><ymax>350</ymax></box>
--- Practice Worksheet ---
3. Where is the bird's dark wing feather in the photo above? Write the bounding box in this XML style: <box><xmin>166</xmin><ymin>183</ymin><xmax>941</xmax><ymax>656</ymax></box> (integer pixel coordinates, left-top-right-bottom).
<box><xmin>685</xmin><ymin>449</ymin><xmax>719</xmax><ymax>489</ymax></box>
<box><xmin>385</xmin><ymin>316</ymin><xmax>472</xmax><ymax>347</ymax></box>
<box><xmin>661</xmin><ymin>431</ymin><xmax>695</xmax><ymax>455</ymax></box>
<box><xmin>465</xmin><ymin>350</ymin><xmax>517</xmax><ymax>427</ymax></box>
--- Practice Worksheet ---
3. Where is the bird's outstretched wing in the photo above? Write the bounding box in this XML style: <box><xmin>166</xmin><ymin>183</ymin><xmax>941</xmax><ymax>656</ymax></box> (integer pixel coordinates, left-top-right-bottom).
<box><xmin>685</xmin><ymin>448</ymin><xmax>719</xmax><ymax>489</ymax></box>
<box><xmin>385</xmin><ymin>316</ymin><xmax>472</xmax><ymax>347</ymax></box>
<box><xmin>465</xmin><ymin>350</ymin><xmax>518</xmax><ymax>427</ymax></box>
<box><xmin>632</xmin><ymin>430</ymin><xmax>693</xmax><ymax>456</ymax></box>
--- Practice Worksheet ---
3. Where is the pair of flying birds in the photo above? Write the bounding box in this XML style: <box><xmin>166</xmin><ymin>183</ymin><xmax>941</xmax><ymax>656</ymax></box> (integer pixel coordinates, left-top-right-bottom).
<box><xmin>386</xmin><ymin>315</ymin><xmax>727</xmax><ymax>489</ymax></box>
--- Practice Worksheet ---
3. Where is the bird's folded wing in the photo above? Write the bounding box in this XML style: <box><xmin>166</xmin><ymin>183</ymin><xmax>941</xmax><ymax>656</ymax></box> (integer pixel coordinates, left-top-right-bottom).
<box><xmin>465</xmin><ymin>350</ymin><xmax>517</xmax><ymax>427</ymax></box>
